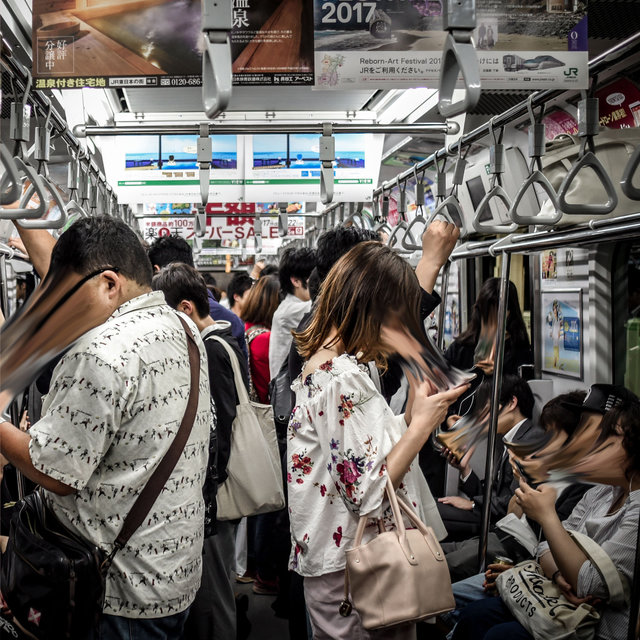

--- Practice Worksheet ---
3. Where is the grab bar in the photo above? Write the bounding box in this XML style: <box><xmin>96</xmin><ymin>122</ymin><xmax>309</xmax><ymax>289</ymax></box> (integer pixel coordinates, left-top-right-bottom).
<box><xmin>198</xmin><ymin>123</ymin><xmax>212</xmax><ymax>206</ymax></box>
<box><xmin>202</xmin><ymin>0</ymin><xmax>232</xmax><ymax>119</ymax></box>
<box><xmin>438</xmin><ymin>0</ymin><xmax>481</xmax><ymax>117</ymax></box>
<box><xmin>320</xmin><ymin>123</ymin><xmax>335</xmax><ymax>204</ymax></box>
<box><xmin>0</xmin><ymin>145</ymin><xmax>21</xmax><ymax>206</ymax></box>
<box><xmin>557</xmin><ymin>86</ymin><xmax>618</xmax><ymax>215</ymax></box>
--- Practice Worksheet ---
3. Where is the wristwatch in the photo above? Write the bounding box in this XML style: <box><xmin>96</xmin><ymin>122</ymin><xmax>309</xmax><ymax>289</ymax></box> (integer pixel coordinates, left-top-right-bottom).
<box><xmin>470</xmin><ymin>500</ymin><xmax>476</xmax><ymax>510</ymax></box>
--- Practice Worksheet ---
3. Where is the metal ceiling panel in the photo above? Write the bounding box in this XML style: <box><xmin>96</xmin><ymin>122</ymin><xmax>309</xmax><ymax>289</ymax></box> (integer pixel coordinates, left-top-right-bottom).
<box><xmin>123</xmin><ymin>86</ymin><xmax>376</xmax><ymax>115</ymax></box>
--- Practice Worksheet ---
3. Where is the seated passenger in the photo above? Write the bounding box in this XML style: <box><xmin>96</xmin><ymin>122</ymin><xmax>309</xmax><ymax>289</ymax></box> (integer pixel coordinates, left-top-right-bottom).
<box><xmin>437</xmin><ymin>375</ymin><xmax>534</xmax><ymax>542</ymax></box>
<box><xmin>441</xmin><ymin>390</ymin><xmax>589</xmax><ymax>582</ymax></box>
<box><xmin>289</xmin><ymin>241</ymin><xmax>467</xmax><ymax>639</ymax></box>
<box><xmin>451</xmin><ymin>384</ymin><xmax>640</xmax><ymax>640</ymax></box>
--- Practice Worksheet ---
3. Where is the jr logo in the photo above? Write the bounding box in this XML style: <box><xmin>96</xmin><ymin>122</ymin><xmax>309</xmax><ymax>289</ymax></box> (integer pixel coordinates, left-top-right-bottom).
<box><xmin>564</xmin><ymin>68</ymin><xmax>579</xmax><ymax>77</ymax></box>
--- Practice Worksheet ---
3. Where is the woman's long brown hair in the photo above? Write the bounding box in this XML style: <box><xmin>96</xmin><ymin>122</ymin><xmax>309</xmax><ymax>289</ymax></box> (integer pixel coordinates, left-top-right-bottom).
<box><xmin>294</xmin><ymin>241</ymin><xmax>423</xmax><ymax>371</ymax></box>
<box><xmin>241</xmin><ymin>275</ymin><xmax>280</xmax><ymax>328</ymax></box>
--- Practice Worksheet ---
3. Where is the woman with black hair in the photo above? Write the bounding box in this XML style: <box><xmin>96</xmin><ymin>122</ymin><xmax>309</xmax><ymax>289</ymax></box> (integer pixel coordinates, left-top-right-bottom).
<box><xmin>444</xmin><ymin>278</ymin><xmax>532</xmax><ymax>376</ymax></box>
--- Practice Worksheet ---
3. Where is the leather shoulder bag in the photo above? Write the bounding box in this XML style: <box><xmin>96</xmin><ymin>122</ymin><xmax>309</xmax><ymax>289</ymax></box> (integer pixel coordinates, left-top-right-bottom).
<box><xmin>340</xmin><ymin>476</ymin><xmax>455</xmax><ymax>630</ymax></box>
<box><xmin>1</xmin><ymin>316</ymin><xmax>200</xmax><ymax>640</ymax></box>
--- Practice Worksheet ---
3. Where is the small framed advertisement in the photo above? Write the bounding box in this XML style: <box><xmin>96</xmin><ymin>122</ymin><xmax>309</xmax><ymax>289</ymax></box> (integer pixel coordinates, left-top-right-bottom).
<box><xmin>541</xmin><ymin>289</ymin><xmax>583</xmax><ymax>379</ymax></box>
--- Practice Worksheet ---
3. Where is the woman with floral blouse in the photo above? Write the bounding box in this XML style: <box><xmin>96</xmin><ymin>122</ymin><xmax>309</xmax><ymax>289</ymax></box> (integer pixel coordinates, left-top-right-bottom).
<box><xmin>288</xmin><ymin>241</ymin><xmax>467</xmax><ymax>639</ymax></box>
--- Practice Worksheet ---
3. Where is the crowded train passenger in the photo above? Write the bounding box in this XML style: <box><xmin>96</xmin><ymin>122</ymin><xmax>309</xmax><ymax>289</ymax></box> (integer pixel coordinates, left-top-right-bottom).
<box><xmin>444</xmin><ymin>278</ymin><xmax>532</xmax><ymax>376</ymax></box>
<box><xmin>0</xmin><ymin>216</ymin><xmax>212</xmax><ymax>638</ymax></box>
<box><xmin>289</xmin><ymin>240</ymin><xmax>467</xmax><ymax>639</ymax></box>
<box><xmin>152</xmin><ymin>262</ymin><xmax>250</xmax><ymax>640</ymax></box>
<box><xmin>147</xmin><ymin>235</ymin><xmax>248</xmax><ymax>359</ymax></box>
<box><xmin>451</xmin><ymin>384</ymin><xmax>640</xmax><ymax>640</ymax></box>
<box><xmin>439</xmin><ymin>391</ymin><xmax>589</xmax><ymax>588</ymax></box>
<box><xmin>227</xmin><ymin>272</ymin><xmax>254</xmax><ymax>319</ymax></box>
<box><xmin>269</xmin><ymin>247</ymin><xmax>316</xmax><ymax>380</ymax></box>
<box><xmin>242</xmin><ymin>274</ymin><xmax>280</xmax><ymax>404</ymax></box>
<box><xmin>437</xmin><ymin>375</ymin><xmax>534</xmax><ymax>542</ymax></box>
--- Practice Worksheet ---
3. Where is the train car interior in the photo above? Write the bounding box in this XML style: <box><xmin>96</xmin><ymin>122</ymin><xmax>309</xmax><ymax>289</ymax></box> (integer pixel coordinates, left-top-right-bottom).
<box><xmin>3</xmin><ymin>1</ymin><xmax>640</xmax><ymax>639</ymax></box>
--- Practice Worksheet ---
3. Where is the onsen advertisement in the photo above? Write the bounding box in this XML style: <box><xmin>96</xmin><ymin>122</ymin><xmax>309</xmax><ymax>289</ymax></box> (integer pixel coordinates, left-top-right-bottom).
<box><xmin>313</xmin><ymin>0</ymin><xmax>588</xmax><ymax>90</ymax></box>
<box><xmin>33</xmin><ymin>0</ymin><xmax>313</xmax><ymax>89</ymax></box>
<box><xmin>541</xmin><ymin>289</ymin><xmax>583</xmax><ymax>379</ymax></box>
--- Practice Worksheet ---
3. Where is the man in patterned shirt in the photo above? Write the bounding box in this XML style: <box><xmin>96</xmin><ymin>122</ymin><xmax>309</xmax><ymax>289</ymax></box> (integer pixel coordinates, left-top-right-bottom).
<box><xmin>0</xmin><ymin>217</ymin><xmax>212</xmax><ymax>639</ymax></box>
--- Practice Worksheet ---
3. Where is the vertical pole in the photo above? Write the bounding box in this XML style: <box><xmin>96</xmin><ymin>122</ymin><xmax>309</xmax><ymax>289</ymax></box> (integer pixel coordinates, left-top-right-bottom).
<box><xmin>477</xmin><ymin>251</ymin><xmax>511</xmax><ymax>573</ymax></box>
<box><xmin>627</xmin><ymin>514</ymin><xmax>640</xmax><ymax>640</ymax></box>
<box><xmin>0</xmin><ymin>254</ymin><xmax>9</xmax><ymax>315</ymax></box>
<box><xmin>437</xmin><ymin>260</ymin><xmax>452</xmax><ymax>351</ymax></box>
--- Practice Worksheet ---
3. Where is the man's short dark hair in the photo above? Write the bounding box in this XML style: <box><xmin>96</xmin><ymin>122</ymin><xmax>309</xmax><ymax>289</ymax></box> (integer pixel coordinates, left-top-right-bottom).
<box><xmin>148</xmin><ymin>236</ymin><xmax>194</xmax><ymax>269</ymax></box>
<box><xmin>278</xmin><ymin>247</ymin><xmax>316</xmax><ymax>295</ymax></box>
<box><xmin>151</xmin><ymin>263</ymin><xmax>209</xmax><ymax>318</ymax></box>
<box><xmin>541</xmin><ymin>390</ymin><xmax>587</xmax><ymax>436</ymax></box>
<box><xmin>228</xmin><ymin>273</ymin><xmax>253</xmax><ymax>304</ymax></box>
<box><xmin>500</xmin><ymin>374</ymin><xmax>534</xmax><ymax>420</ymax></box>
<box><xmin>308</xmin><ymin>226</ymin><xmax>380</xmax><ymax>300</ymax></box>
<box><xmin>260</xmin><ymin>264</ymin><xmax>279</xmax><ymax>278</ymax></box>
<box><xmin>49</xmin><ymin>216</ymin><xmax>153</xmax><ymax>287</ymax></box>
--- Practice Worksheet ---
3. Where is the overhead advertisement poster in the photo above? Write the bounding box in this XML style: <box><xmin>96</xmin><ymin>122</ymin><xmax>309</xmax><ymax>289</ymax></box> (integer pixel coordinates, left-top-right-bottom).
<box><xmin>138</xmin><ymin>205</ymin><xmax>305</xmax><ymax>255</ymax></box>
<box><xmin>313</xmin><ymin>1</ymin><xmax>588</xmax><ymax>90</ymax></box>
<box><xmin>32</xmin><ymin>0</ymin><xmax>313</xmax><ymax>89</ymax></box>
<box><xmin>245</xmin><ymin>133</ymin><xmax>384</xmax><ymax>202</ymax></box>
<box><xmin>117</xmin><ymin>134</ymin><xmax>243</xmax><ymax>204</ymax></box>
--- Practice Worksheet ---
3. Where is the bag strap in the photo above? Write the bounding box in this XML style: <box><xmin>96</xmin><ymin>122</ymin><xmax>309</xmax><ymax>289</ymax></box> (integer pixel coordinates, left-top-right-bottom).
<box><xmin>207</xmin><ymin>334</ymin><xmax>250</xmax><ymax>405</ymax></box>
<box><xmin>245</xmin><ymin>325</ymin><xmax>269</xmax><ymax>346</ymax></box>
<box><xmin>107</xmin><ymin>315</ymin><xmax>201</xmax><ymax>562</ymax></box>
<box><xmin>569</xmin><ymin>530</ymin><xmax>630</xmax><ymax>608</ymax></box>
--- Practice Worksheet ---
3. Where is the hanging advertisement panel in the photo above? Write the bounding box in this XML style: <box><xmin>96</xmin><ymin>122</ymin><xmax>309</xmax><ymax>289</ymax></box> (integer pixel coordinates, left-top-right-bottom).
<box><xmin>33</xmin><ymin>0</ymin><xmax>313</xmax><ymax>90</ymax></box>
<box><xmin>313</xmin><ymin>1</ymin><xmax>588</xmax><ymax>90</ymax></box>
<box><xmin>244</xmin><ymin>133</ymin><xmax>384</xmax><ymax>202</ymax></box>
<box><xmin>117</xmin><ymin>134</ymin><xmax>244</xmax><ymax>204</ymax></box>
<box><xmin>138</xmin><ymin>209</ymin><xmax>305</xmax><ymax>255</ymax></box>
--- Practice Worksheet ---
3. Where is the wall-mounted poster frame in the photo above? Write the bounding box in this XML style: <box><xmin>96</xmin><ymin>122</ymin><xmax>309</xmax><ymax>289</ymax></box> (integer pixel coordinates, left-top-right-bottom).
<box><xmin>541</xmin><ymin>288</ymin><xmax>583</xmax><ymax>380</ymax></box>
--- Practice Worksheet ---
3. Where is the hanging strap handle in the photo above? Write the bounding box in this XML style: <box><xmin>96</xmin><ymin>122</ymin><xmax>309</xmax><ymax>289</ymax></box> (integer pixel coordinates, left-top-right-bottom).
<box><xmin>106</xmin><ymin>315</ymin><xmax>201</xmax><ymax>565</ymax></box>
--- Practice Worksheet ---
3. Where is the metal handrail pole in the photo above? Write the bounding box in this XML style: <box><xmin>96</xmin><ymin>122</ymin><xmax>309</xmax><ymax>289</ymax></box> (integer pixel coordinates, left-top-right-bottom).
<box><xmin>477</xmin><ymin>251</ymin><xmax>511</xmax><ymax>573</ymax></box>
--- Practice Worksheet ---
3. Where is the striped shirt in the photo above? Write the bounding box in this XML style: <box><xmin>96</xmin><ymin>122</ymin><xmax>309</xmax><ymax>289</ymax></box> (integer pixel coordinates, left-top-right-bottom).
<box><xmin>537</xmin><ymin>484</ymin><xmax>639</xmax><ymax>640</ymax></box>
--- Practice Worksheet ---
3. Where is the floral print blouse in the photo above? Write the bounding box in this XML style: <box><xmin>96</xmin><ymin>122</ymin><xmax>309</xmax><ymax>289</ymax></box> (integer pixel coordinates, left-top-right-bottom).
<box><xmin>288</xmin><ymin>354</ymin><xmax>425</xmax><ymax>577</ymax></box>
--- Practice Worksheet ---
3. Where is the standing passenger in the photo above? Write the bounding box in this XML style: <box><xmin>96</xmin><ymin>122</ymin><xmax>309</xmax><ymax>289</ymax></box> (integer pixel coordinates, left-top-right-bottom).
<box><xmin>269</xmin><ymin>247</ymin><xmax>316</xmax><ymax>380</ymax></box>
<box><xmin>0</xmin><ymin>217</ymin><xmax>212</xmax><ymax>638</ymax></box>
<box><xmin>152</xmin><ymin>262</ymin><xmax>250</xmax><ymax>640</ymax></box>
<box><xmin>147</xmin><ymin>235</ymin><xmax>248</xmax><ymax>361</ymax></box>
<box><xmin>227</xmin><ymin>272</ymin><xmax>254</xmax><ymax>320</ymax></box>
<box><xmin>289</xmin><ymin>241</ymin><xmax>467</xmax><ymax>639</ymax></box>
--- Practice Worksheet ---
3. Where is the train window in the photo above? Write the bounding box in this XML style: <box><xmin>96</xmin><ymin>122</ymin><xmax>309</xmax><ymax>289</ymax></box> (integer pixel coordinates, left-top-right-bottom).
<box><xmin>465</xmin><ymin>175</ymin><xmax>492</xmax><ymax>222</ymax></box>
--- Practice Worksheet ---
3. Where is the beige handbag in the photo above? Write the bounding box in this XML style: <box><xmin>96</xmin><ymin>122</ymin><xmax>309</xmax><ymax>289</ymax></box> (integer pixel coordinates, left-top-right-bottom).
<box><xmin>209</xmin><ymin>335</ymin><xmax>285</xmax><ymax>521</ymax></box>
<box><xmin>340</xmin><ymin>477</ymin><xmax>455</xmax><ymax>630</ymax></box>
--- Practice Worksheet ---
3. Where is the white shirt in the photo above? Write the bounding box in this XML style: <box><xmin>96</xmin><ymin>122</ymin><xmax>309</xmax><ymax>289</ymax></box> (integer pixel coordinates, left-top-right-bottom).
<box><xmin>287</xmin><ymin>354</ymin><xmax>446</xmax><ymax>577</ymax></box>
<box><xmin>29</xmin><ymin>292</ymin><xmax>212</xmax><ymax>618</ymax></box>
<box><xmin>269</xmin><ymin>293</ymin><xmax>311</xmax><ymax>379</ymax></box>
<box><xmin>536</xmin><ymin>485</ymin><xmax>640</xmax><ymax>640</ymax></box>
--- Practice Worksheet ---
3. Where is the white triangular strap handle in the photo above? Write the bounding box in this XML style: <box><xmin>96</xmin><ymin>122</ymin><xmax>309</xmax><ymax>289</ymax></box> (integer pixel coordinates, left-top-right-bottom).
<box><xmin>207</xmin><ymin>334</ymin><xmax>250</xmax><ymax>406</ymax></box>
<box><xmin>473</xmin><ymin>184</ymin><xmax>517</xmax><ymax>234</ymax></box>
<box><xmin>509</xmin><ymin>170</ymin><xmax>562</xmax><ymax>226</ymax></box>
<box><xmin>621</xmin><ymin>144</ymin><xmax>640</xmax><ymax>201</ymax></box>
<box><xmin>569</xmin><ymin>530</ymin><xmax>629</xmax><ymax>609</ymax></box>
<box><xmin>558</xmin><ymin>151</ymin><xmax>618</xmax><ymax>215</ymax></box>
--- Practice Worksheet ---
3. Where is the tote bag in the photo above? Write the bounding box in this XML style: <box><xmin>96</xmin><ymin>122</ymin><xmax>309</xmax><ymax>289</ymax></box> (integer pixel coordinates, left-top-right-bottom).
<box><xmin>496</xmin><ymin>531</ymin><xmax>629</xmax><ymax>640</ymax></box>
<box><xmin>209</xmin><ymin>335</ymin><xmax>285</xmax><ymax>520</ymax></box>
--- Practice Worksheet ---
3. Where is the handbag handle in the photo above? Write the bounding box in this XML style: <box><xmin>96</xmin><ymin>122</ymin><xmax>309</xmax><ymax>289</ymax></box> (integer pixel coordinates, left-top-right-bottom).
<box><xmin>107</xmin><ymin>315</ymin><xmax>201</xmax><ymax>563</ymax></box>
<box><xmin>569</xmin><ymin>530</ymin><xmax>629</xmax><ymax>608</ymax></box>
<box><xmin>207</xmin><ymin>333</ymin><xmax>250</xmax><ymax>405</ymax></box>
<box><xmin>341</xmin><ymin>476</ymin><xmax>446</xmax><ymax>616</ymax></box>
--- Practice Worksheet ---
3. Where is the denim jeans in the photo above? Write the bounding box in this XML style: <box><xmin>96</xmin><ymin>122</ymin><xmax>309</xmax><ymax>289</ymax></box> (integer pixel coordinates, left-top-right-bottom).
<box><xmin>441</xmin><ymin>573</ymin><xmax>491</xmax><ymax>638</ymax></box>
<box><xmin>94</xmin><ymin>609</ymin><xmax>189</xmax><ymax>640</ymax></box>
